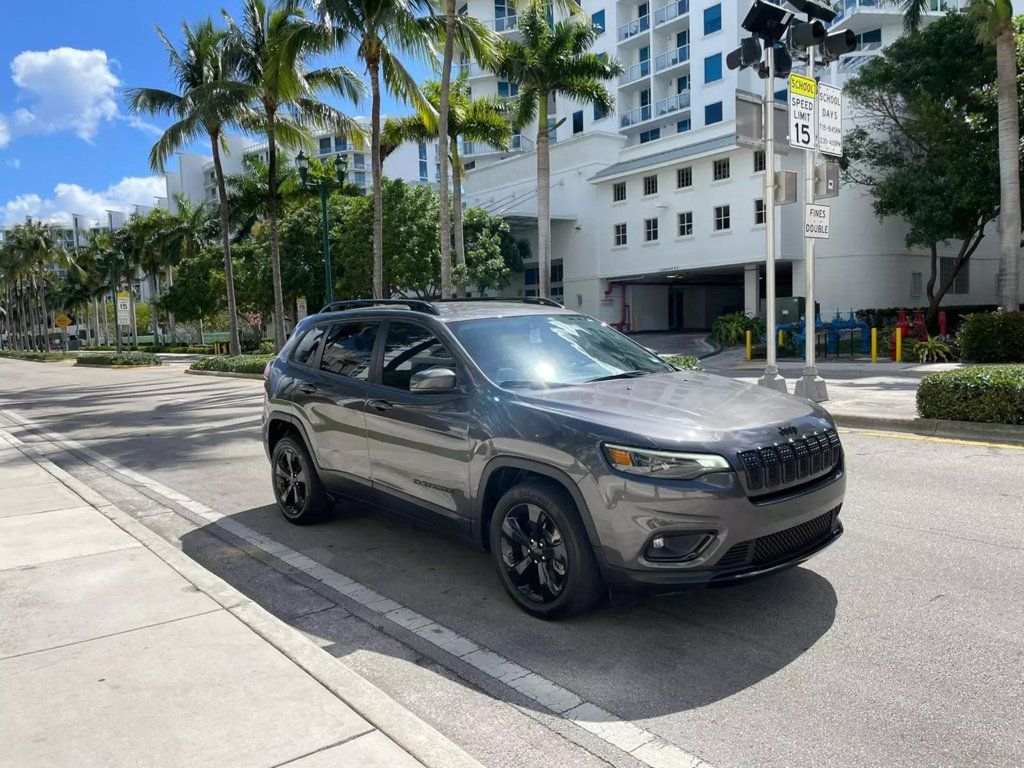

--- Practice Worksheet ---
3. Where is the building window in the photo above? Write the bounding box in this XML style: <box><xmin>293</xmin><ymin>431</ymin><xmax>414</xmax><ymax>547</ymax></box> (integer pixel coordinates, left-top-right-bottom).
<box><xmin>319</xmin><ymin>136</ymin><xmax>332</xmax><ymax>154</ymax></box>
<box><xmin>941</xmin><ymin>257</ymin><xmax>970</xmax><ymax>294</ymax></box>
<box><xmin>497</xmin><ymin>81</ymin><xmax>518</xmax><ymax>98</ymax></box>
<box><xmin>551</xmin><ymin>262</ymin><xmax>564</xmax><ymax>283</ymax></box>
<box><xmin>754</xmin><ymin>198</ymin><xmax>766</xmax><ymax>225</ymax></box>
<box><xmin>704</xmin><ymin>53</ymin><xmax>722</xmax><ymax>84</ymax></box>
<box><xmin>774</xmin><ymin>88</ymin><xmax>788</xmax><ymax>101</ymax></box>
<box><xmin>677</xmin><ymin>118</ymin><xmax>691</xmax><ymax>133</ymax></box>
<box><xmin>856</xmin><ymin>28</ymin><xmax>882</xmax><ymax>50</ymax></box>
<box><xmin>678</xmin><ymin>211</ymin><xmax>693</xmax><ymax>237</ymax></box>
<box><xmin>703</xmin><ymin>3</ymin><xmax>722</xmax><ymax>35</ymax></box>
<box><xmin>643</xmin><ymin>174</ymin><xmax>658</xmax><ymax>196</ymax></box>
<box><xmin>714</xmin><ymin>204</ymin><xmax>731</xmax><ymax>232</ymax></box>
<box><xmin>353</xmin><ymin>154</ymin><xmax>366</xmax><ymax>169</ymax></box>
<box><xmin>640</xmin><ymin>128</ymin><xmax>661</xmax><ymax>143</ymax></box>
<box><xmin>334</xmin><ymin>136</ymin><xmax>348</xmax><ymax>152</ymax></box>
<box><xmin>591</xmin><ymin>9</ymin><xmax>605</xmax><ymax>33</ymax></box>
<box><xmin>754</xmin><ymin>150</ymin><xmax>766</xmax><ymax>173</ymax></box>
<box><xmin>614</xmin><ymin>223</ymin><xmax>628</xmax><ymax>246</ymax></box>
<box><xmin>612</xmin><ymin>181</ymin><xmax>626</xmax><ymax>202</ymax></box>
<box><xmin>594</xmin><ymin>102</ymin><xmax>607</xmax><ymax>121</ymax></box>
<box><xmin>705</xmin><ymin>101</ymin><xmax>723</xmax><ymax>125</ymax></box>
<box><xmin>644</xmin><ymin>217</ymin><xmax>659</xmax><ymax>242</ymax></box>
<box><xmin>525</xmin><ymin>267</ymin><xmax>539</xmax><ymax>285</ymax></box>
<box><xmin>572</xmin><ymin>110</ymin><xmax>584</xmax><ymax>135</ymax></box>
<box><xmin>713</xmin><ymin>158</ymin><xmax>730</xmax><ymax>181</ymax></box>
<box><xmin>677</xmin><ymin>166</ymin><xmax>693</xmax><ymax>189</ymax></box>
<box><xmin>911</xmin><ymin>272</ymin><xmax>923</xmax><ymax>298</ymax></box>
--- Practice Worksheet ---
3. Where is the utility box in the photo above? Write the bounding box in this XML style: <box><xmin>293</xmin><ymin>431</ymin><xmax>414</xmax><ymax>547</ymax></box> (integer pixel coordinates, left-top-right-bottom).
<box><xmin>774</xmin><ymin>171</ymin><xmax>798</xmax><ymax>205</ymax></box>
<box><xmin>775</xmin><ymin>297</ymin><xmax>820</xmax><ymax>324</ymax></box>
<box><xmin>814</xmin><ymin>161</ymin><xmax>840</xmax><ymax>199</ymax></box>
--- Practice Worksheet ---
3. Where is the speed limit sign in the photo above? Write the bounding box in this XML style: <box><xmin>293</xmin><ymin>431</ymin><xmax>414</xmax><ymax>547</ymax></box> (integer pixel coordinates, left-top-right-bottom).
<box><xmin>788</xmin><ymin>73</ymin><xmax>817</xmax><ymax>151</ymax></box>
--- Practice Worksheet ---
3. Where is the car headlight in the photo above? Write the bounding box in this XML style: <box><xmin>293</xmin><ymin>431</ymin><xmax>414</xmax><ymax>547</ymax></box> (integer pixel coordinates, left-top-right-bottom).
<box><xmin>603</xmin><ymin>444</ymin><xmax>732</xmax><ymax>480</ymax></box>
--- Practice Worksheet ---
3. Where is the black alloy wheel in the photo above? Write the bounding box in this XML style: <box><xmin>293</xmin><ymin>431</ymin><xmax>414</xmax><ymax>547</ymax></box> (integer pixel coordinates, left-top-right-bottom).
<box><xmin>499</xmin><ymin>503</ymin><xmax>569</xmax><ymax>604</ymax></box>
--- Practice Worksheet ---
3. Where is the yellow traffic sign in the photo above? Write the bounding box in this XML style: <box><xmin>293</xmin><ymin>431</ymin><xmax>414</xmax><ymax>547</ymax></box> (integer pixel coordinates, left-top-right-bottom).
<box><xmin>54</xmin><ymin>314</ymin><xmax>71</xmax><ymax>329</ymax></box>
<box><xmin>789</xmin><ymin>73</ymin><xmax>817</xmax><ymax>100</ymax></box>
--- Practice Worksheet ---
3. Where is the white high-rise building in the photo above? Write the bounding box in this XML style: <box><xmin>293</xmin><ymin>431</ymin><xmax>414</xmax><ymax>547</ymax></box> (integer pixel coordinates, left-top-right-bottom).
<box><xmin>459</xmin><ymin>0</ymin><xmax>1013</xmax><ymax>330</ymax></box>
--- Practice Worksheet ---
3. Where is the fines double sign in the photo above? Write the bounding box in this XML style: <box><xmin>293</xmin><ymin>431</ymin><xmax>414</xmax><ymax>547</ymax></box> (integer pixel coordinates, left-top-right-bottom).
<box><xmin>788</xmin><ymin>73</ymin><xmax>817</xmax><ymax>151</ymax></box>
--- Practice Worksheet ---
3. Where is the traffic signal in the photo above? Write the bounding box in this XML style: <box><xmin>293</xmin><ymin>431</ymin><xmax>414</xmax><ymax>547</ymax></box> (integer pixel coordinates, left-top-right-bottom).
<box><xmin>819</xmin><ymin>29</ymin><xmax>857</xmax><ymax>61</ymax></box>
<box><xmin>726</xmin><ymin>37</ymin><xmax>762</xmax><ymax>71</ymax></box>
<box><xmin>771</xmin><ymin>42</ymin><xmax>793</xmax><ymax>78</ymax></box>
<box><xmin>787</xmin><ymin>19</ymin><xmax>826</xmax><ymax>51</ymax></box>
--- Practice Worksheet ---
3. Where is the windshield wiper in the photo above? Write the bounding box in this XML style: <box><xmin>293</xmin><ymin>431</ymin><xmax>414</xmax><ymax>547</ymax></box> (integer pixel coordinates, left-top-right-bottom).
<box><xmin>584</xmin><ymin>370</ymin><xmax>650</xmax><ymax>383</ymax></box>
<box><xmin>498</xmin><ymin>379</ymin><xmax>572</xmax><ymax>389</ymax></box>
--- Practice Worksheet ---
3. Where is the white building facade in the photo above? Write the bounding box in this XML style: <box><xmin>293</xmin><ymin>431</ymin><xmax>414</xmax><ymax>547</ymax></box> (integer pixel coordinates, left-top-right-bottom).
<box><xmin>459</xmin><ymin>0</ymin><xmax>1016</xmax><ymax>330</ymax></box>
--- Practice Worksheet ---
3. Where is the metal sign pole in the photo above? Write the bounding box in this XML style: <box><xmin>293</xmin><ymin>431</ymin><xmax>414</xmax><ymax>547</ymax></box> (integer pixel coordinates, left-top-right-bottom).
<box><xmin>758</xmin><ymin>45</ymin><xmax>787</xmax><ymax>393</ymax></box>
<box><xmin>795</xmin><ymin>47</ymin><xmax>828</xmax><ymax>402</ymax></box>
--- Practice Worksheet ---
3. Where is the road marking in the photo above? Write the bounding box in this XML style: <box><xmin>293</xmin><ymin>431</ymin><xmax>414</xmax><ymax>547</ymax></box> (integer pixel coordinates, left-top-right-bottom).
<box><xmin>0</xmin><ymin>408</ymin><xmax>714</xmax><ymax>768</ymax></box>
<box><xmin>838</xmin><ymin>427</ymin><xmax>1024</xmax><ymax>452</ymax></box>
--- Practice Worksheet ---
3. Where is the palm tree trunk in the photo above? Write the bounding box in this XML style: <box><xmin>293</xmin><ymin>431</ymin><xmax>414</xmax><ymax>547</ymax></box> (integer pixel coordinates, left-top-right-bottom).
<box><xmin>92</xmin><ymin>297</ymin><xmax>100</xmax><ymax>347</ymax></box>
<box><xmin>536</xmin><ymin>91</ymin><xmax>551</xmax><ymax>299</ymax></box>
<box><xmin>437</xmin><ymin>0</ymin><xmax>457</xmax><ymax>300</ymax></box>
<box><xmin>150</xmin><ymin>272</ymin><xmax>160</xmax><ymax>345</ymax></box>
<box><xmin>38</xmin><ymin>269</ymin><xmax>50</xmax><ymax>351</ymax></box>
<box><xmin>451</xmin><ymin>138</ymin><xmax>467</xmax><ymax>295</ymax></box>
<box><xmin>266</xmin><ymin>111</ymin><xmax>287</xmax><ymax>349</ymax></box>
<box><xmin>211</xmin><ymin>131</ymin><xmax>242</xmax><ymax>356</ymax></box>
<box><xmin>128</xmin><ymin>279</ymin><xmax>139</xmax><ymax>349</ymax></box>
<box><xmin>369</xmin><ymin>57</ymin><xmax>385</xmax><ymax>300</ymax></box>
<box><xmin>165</xmin><ymin>264</ymin><xmax>176</xmax><ymax>344</ymax></box>
<box><xmin>995</xmin><ymin>24</ymin><xmax>1021</xmax><ymax>312</ymax></box>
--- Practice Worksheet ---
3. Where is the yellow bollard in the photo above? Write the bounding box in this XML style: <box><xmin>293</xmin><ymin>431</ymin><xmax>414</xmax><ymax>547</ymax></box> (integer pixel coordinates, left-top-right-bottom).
<box><xmin>871</xmin><ymin>327</ymin><xmax>877</xmax><ymax>364</ymax></box>
<box><xmin>895</xmin><ymin>327</ymin><xmax>902</xmax><ymax>363</ymax></box>
<box><xmin>745</xmin><ymin>330</ymin><xmax>752</xmax><ymax>361</ymax></box>
<box><xmin>778</xmin><ymin>329</ymin><xmax>785</xmax><ymax>349</ymax></box>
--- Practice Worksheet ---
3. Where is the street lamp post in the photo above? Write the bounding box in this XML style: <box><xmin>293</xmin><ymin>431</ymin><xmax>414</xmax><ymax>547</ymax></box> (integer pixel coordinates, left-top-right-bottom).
<box><xmin>295</xmin><ymin>151</ymin><xmax>349</xmax><ymax>306</ymax></box>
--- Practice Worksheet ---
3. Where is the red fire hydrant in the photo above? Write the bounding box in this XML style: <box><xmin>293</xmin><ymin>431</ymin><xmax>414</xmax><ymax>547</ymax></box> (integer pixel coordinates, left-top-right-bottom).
<box><xmin>938</xmin><ymin>310</ymin><xmax>948</xmax><ymax>338</ymax></box>
<box><xmin>891</xmin><ymin>309</ymin><xmax>911</xmax><ymax>360</ymax></box>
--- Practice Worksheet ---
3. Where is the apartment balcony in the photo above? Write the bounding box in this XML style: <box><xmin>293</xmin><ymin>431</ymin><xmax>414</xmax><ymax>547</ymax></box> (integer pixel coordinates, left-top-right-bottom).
<box><xmin>483</xmin><ymin>15</ymin><xmax>518</xmax><ymax>33</ymax></box>
<box><xmin>454</xmin><ymin>62</ymin><xmax>486</xmax><ymax>78</ymax></box>
<box><xmin>619</xmin><ymin>104</ymin><xmax>652</xmax><ymax>128</ymax></box>
<box><xmin>654</xmin><ymin>0</ymin><xmax>689</xmax><ymax>27</ymax></box>
<box><xmin>509</xmin><ymin>134</ymin><xmax>534</xmax><ymax>152</ymax></box>
<box><xmin>831</xmin><ymin>0</ymin><xmax>964</xmax><ymax>28</ymax></box>
<box><xmin>618</xmin><ymin>60</ymin><xmax>651</xmax><ymax>87</ymax></box>
<box><xmin>461</xmin><ymin>134</ymin><xmax>535</xmax><ymax>158</ymax></box>
<box><xmin>617</xmin><ymin>15</ymin><xmax>650</xmax><ymax>43</ymax></box>
<box><xmin>654</xmin><ymin>45</ymin><xmax>689</xmax><ymax>74</ymax></box>
<box><xmin>655</xmin><ymin>91</ymin><xmax>691</xmax><ymax>118</ymax></box>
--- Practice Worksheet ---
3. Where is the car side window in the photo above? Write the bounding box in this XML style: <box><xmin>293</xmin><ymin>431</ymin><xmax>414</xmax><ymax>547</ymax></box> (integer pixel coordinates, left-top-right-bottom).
<box><xmin>319</xmin><ymin>322</ymin><xmax>378</xmax><ymax>379</ymax></box>
<box><xmin>291</xmin><ymin>325</ymin><xmax>326</xmax><ymax>366</ymax></box>
<box><xmin>381</xmin><ymin>322</ymin><xmax>456</xmax><ymax>391</ymax></box>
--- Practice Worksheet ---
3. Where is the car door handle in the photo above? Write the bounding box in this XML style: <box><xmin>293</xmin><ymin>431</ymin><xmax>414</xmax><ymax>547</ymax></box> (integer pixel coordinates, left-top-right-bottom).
<box><xmin>368</xmin><ymin>399</ymin><xmax>394</xmax><ymax>412</ymax></box>
<box><xmin>298</xmin><ymin>383</ymin><xmax>318</xmax><ymax>394</ymax></box>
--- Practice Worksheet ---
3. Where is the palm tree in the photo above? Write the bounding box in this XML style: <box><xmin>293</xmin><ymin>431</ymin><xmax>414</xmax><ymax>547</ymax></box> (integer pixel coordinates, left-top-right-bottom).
<box><xmin>898</xmin><ymin>0</ymin><xmax>1020</xmax><ymax>312</ymax></box>
<box><xmin>224</xmin><ymin>0</ymin><xmax>363</xmax><ymax>349</ymax></box>
<box><xmin>383</xmin><ymin>75</ymin><xmax>511</xmax><ymax>289</ymax></box>
<box><xmin>313</xmin><ymin>0</ymin><xmax>441</xmax><ymax>300</ymax></box>
<box><xmin>126</xmin><ymin>18</ymin><xmax>253</xmax><ymax>355</ymax></box>
<box><xmin>8</xmin><ymin>222</ymin><xmax>72</xmax><ymax>351</ymax></box>
<box><xmin>494</xmin><ymin>1</ymin><xmax>621</xmax><ymax>298</ymax></box>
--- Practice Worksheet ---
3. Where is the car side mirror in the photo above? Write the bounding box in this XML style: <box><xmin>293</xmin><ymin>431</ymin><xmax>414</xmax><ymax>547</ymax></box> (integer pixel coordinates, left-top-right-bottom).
<box><xmin>410</xmin><ymin>367</ymin><xmax>458</xmax><ymax>393</ymax></box>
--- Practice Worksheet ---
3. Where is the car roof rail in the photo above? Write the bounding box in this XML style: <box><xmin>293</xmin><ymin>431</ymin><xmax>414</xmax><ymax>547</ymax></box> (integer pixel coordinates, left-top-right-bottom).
<box><xmin>319</xmin><ymin>299</ymin><xmax>441</xmax><ymax>316</ymax></box>
<box><xmin>431</xmin><ymin>296</ymin><xmax>564</xmax><ymax>308</ymax></box>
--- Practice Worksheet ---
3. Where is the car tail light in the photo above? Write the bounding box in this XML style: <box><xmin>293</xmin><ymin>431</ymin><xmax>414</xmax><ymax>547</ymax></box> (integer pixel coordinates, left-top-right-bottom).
<box><xmin>263</xmin><ymin>362</ymin><xmax>272</xmax><ymax>382</ymax></box>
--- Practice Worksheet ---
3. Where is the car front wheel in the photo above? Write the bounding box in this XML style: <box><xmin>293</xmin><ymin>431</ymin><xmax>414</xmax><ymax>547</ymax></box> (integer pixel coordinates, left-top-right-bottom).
<box><xmin>489</xmin><ymin>481</ymin><xmax>605</xmax><ymax>619</ymax></box>
<box><xmin>271</xmin><ymin>435</ymin><xmax>332</xmax><ymax>525</ymax></box>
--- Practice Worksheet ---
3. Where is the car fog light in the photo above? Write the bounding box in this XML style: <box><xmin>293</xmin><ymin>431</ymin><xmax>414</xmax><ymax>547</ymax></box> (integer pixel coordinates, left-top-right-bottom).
<box><xmin>644</xmin><ymin>532</ymin><xmax>714</xmax><ymax>562</ymax></box>
<box><xmin>652</xmin><ymin>536</ymin><xmax>665</xmax><ymax>549</ymax></box>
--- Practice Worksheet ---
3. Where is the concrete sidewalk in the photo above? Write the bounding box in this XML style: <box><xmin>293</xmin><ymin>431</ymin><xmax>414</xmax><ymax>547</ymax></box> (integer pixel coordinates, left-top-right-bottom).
<box><xmin>0</xmin><ymin>431</ymin><xmax>481</xmax><ymax>768</ymax></box>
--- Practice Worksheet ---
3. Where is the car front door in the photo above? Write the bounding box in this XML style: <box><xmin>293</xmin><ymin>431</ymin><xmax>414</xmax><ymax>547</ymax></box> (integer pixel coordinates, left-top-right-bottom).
<box><xmin>363</xmin><ymin>320</ymin><xmax>474</xmax><ymax>534</ymax></box>
<box><xmin>303</xmin><ymin>320</ymin><xmax>380</xmax><ymax>488</ymax></box>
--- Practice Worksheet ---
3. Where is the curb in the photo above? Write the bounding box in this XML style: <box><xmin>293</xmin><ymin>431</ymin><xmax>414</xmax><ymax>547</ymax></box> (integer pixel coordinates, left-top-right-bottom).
<box><xmin>832</xmin><ymin>412</ymin><xmax>1024</xmax><ymax>446</ymax></box>
<box><xmin>1</xmin><ymin>428</ymin><xmax>483</xmax><ymax>768</ymax></box>
<box><xmin>184</xmin><ymin>368</ymin><xmax>264</xmax><ymax>381</ymax></box>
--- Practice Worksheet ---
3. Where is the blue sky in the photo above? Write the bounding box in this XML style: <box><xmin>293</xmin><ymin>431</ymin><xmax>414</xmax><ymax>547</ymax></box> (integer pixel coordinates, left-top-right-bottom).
<box><xmin>0</xmin><ymin>0</ymin><xmax>430</xmax><ymax>226</ymax></box>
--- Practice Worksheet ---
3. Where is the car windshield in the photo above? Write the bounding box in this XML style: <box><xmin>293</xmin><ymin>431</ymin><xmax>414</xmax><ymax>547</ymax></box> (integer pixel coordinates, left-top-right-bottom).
<box><xmin>447</xmin><ymin>313</ymin><xmax>675</xmax><ymax>387</ymax></box>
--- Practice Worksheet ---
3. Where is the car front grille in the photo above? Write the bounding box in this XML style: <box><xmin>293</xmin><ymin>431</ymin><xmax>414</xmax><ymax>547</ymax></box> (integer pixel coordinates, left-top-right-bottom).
<box><xmin>715</xmin><ymin>506</ymin><xmax>841</xmax><ymax>571</ymax></box>
<box><xmin>737</xmin><ymin>428</ymin><xmax>842</xmax><ymax>494</ymax></box>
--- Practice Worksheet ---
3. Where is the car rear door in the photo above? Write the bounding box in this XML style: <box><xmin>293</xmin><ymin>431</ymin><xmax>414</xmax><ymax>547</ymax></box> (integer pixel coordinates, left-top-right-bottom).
<box><xmin>363</xmin><ymin>320</ymin><xmax>474</xmax><ymax>534</ymax></box>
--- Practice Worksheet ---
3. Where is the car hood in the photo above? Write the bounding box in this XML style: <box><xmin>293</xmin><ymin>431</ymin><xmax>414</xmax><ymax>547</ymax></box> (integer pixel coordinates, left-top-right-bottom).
<box><xmin>513</xmin><ymin>370</ymin><xmax>834</xmax><ymax>452</ymax></box>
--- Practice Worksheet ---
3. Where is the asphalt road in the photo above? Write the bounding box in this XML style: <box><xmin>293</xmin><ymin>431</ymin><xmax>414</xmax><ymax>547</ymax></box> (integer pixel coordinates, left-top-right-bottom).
<box><xmin>1</xmin><ymin>358</ymin><xmax>1021</xmax><ymax>768</ymax></box>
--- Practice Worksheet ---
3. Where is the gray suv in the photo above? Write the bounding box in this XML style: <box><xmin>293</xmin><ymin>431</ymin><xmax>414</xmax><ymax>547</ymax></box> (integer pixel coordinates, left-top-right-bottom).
<box><xmin>262</xmin><ymin>299</ymin><xmax>845</xmax><ymax>619</ymax></box>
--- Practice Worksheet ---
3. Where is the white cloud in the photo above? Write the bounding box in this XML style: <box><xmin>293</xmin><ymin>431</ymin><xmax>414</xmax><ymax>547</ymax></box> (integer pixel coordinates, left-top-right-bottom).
<box><xmin>0</xmin><ymin>115</ymin><xmax>9</xmax><ymax>147</ymax></box>
<box><xmin>5</xmin><ymin>158</ymin><xmax>18</xmax><ymax>170</ymax></box>
<box><xmin>1</xmin><ymin>175</ymin><xmax>164</xmax><ymax>227</ymax></box>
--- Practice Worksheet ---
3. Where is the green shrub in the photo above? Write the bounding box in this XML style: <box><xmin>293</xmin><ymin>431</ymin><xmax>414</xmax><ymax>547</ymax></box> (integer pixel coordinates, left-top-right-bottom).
<box><xmin>661</xmin><ymin>354</ymin><xmax>703</xmax><ymax>371</ymax></box>
<box><xmin>711</xmin><ymin>312</ymin><xmax>765</xmax><ymax>346</ymax></box>
<box><xmin>190</xmin><ymin>354</ymin><xmax>274</xmax><ymax>375</ymax></box>
<box><xmin>912</xmin><ymin>336</ymin><xmax>956</xmax><ymax>363</ymax></box>
<box><xmin>957</xmin><ymin>312</ymin><xmax>1024</xmax><ymax>363</ymax></box>
<box><xmin>916</xmin><ymin>365</ymin><xmax>1024</xmax><ymax>424</ymax></box>
<box><xmin>0</xmin><ymin>350</ymin><xmax>76</xmax><ymax>362</ymax></box>
<box><xmin>76</xmin><ymin>352</ymin><xmax>162</xmax><ymax>367</ymax></box>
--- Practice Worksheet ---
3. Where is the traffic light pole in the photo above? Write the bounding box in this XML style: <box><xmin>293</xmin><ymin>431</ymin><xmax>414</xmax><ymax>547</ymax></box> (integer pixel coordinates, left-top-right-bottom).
<box><xmin>794</xmin><ymin>46</ymin><xmax>828</xmax><ymax>402</ymax></box>
<box><xmin>758</xmin><ymin>45</ymin><xmax>787</xmax><ymax>393</ymax></box>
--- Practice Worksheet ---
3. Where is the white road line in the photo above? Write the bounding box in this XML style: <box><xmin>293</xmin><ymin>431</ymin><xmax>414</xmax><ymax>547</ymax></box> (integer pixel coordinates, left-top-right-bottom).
<box><xmin>0</xmin><ymin>407</ymin><xmax>714</xmax><ymax>768</ymax></box>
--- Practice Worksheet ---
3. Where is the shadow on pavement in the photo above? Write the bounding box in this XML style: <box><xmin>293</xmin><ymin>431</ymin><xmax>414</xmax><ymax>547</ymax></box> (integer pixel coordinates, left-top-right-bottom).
<box><xmin>180</xmin><ymin>497</ymin><xmax>837</xmax><ymax>720</ymax></box>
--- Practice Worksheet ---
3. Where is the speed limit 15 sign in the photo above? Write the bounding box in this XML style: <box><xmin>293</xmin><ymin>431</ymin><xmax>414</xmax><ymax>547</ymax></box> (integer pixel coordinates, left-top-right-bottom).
<box><xmin>788</xmin><ymin>73</ymin><xmax>817</xmax><ymax>151</ymax></box>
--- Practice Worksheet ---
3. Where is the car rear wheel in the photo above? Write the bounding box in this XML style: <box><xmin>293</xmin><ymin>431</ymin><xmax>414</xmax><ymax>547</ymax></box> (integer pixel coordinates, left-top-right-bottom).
<box><xmin>490</xmin><ymin>481</ymin><xmax>605</xmax><ymax>619</ymax></box>
<box><xmin>271</xmin><ymin>436</ymin><xmax>331</xmax><ymax>525</ymax></box>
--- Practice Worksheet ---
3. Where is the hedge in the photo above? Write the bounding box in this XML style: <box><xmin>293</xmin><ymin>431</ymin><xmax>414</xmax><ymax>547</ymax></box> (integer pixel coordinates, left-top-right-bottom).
<box><xmin>0</xmin><ymin>350</ymin><xmax>76</xmax><ymax>362</ymax></box>
<box><xmin>190</xmin><ymin>354</ymin><xmax>274</xmax><ymax>375</ymax></box>
<box><xmin>75</xmin><ymin>352</ymin><xmax>162</xmax><ymax>367</ymax></box>
<box><xmin>916</xmin><ymin>365</ymin><xmax>1024</xmax><ymax>424</ymax></box>
<box><xmin>661</xmin><ymin>354</ymin><xmax>703</xmax><ymax>371</ymax></box>
<box><xmin>80</xmin><ymin>344</ymin><xmax>215</xmax><ymax>354</ymax></box>
<box><xmin>957</xmin><ymin>312</ymin><xmax>1024</xmax><ymax>363</ymax></box>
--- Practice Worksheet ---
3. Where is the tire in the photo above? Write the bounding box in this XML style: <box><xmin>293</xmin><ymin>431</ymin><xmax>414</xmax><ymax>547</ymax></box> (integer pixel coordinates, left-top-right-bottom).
<box><xmin>271</xmin><ymin>435</ymin><xmax>332</xmax><ymax>525</ymax></box>
<box><xmin>489</xmin><ymin>480</ymin><xmax>605</xmax><ymax>619</ymax></box>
